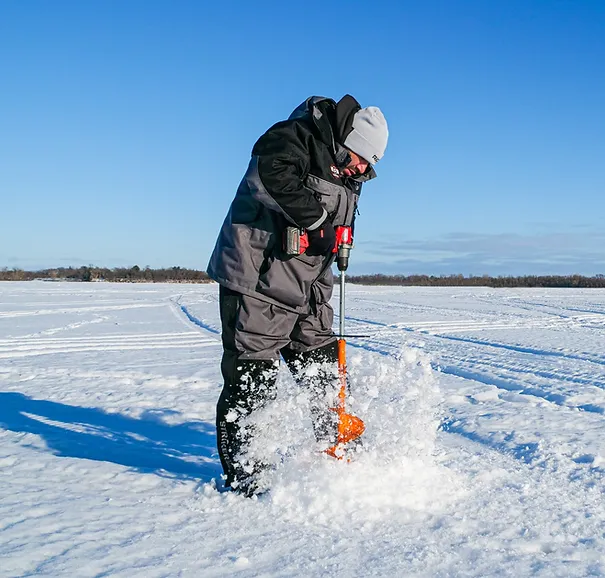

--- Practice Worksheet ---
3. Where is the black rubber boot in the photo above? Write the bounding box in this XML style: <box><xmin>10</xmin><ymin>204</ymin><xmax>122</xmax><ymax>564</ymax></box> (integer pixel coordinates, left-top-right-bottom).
<box><xmin>282</xmin><ymin>340</ymin><xmax>340</xmax><ymax>447</ymax></box>
<box><xmin>216</xmin><ymin>356</ymin><xmax>279</xmax><ymax>496</ymax></box>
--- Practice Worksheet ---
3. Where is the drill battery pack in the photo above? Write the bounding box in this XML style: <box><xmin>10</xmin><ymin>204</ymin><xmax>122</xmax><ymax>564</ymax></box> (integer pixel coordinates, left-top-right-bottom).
<box><xmin>283</xmin><ymin>227</ymin><xmax>309</xmax><ymax>256</ymax></box>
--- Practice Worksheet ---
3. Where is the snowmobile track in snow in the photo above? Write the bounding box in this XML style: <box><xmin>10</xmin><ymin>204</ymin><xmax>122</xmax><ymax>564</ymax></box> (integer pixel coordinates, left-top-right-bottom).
<box><xmin>0</xmin><ymin>332</ymin><xmax>217</xmax><ymax>359</ymax></box>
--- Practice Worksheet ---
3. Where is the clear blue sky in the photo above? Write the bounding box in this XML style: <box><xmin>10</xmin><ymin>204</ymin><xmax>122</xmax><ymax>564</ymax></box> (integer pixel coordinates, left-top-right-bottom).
<box><xmin>2</xmin><ymin>0</ymin><xmax>604</xmax><ymax>275</ymax></box>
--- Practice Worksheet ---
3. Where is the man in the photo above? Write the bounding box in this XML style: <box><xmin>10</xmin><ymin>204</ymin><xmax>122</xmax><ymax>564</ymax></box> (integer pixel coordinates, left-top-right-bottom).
<box><xmin>207</xmin><ymin>94</ymin><xmax>388</xmax><ymax>496</ymax></box>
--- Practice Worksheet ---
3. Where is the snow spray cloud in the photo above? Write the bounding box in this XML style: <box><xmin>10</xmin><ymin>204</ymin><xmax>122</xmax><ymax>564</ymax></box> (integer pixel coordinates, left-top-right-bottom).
<box><xmin>238</xmin><ymin>346</ymin><xmax>462</xmax><ymax>526</ymax></box>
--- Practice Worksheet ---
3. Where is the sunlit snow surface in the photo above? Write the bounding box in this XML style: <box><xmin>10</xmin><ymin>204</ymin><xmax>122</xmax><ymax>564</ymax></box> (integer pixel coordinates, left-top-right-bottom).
<box><xmin>2</xmin><ymin>281</ymin><xmax>605</xmax><ymax>576</ymax></box>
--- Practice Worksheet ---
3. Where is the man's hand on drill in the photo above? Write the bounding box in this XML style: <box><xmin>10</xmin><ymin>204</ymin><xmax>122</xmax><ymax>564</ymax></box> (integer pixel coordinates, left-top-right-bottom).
<box><xmin>306</xmin><ymin>222</ymin><xmax>336</xmax><ymax>256</ymax></box>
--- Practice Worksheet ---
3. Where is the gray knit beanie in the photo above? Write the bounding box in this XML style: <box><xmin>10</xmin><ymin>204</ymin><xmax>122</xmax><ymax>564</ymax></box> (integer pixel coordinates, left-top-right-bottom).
<box><xmin>343</xmin><ymin>106</ymin><xmax>388</xmax><ymax>165</ymax></box>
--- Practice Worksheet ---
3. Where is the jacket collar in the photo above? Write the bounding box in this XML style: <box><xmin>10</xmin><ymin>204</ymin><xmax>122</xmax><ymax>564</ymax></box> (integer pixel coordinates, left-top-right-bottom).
<box><xmin>289</xmin><ymin>96</ymin><xmax>376</xmax><ymax>181</ymax></box>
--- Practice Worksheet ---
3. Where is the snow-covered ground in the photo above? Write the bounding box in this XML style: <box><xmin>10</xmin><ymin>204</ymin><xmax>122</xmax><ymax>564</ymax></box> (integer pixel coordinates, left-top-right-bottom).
<box><xmin>2</xmin><ymin>281</ymin><xmax>605</xmax><ymax>577</ymax></box>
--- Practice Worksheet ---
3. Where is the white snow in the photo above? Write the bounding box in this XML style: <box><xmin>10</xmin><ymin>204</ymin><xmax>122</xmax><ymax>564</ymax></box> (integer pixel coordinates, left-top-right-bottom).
<box><xmin>2</xmin><ymin>281</ymin><xmax>605</xmax><ymax>576</ymax></box>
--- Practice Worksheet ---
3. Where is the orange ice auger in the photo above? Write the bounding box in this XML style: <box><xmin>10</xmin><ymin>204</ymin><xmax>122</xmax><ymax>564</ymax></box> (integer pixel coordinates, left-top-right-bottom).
<box><xmin>325</xmin><ymin>226</ymin><xmax>365</xmax><ymax>459</ymax></box>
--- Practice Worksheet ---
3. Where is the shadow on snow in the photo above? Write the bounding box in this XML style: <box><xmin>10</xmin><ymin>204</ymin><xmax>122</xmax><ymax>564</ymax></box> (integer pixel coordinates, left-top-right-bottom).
<box><xmin>0</xmin><ymin>392</ymin><xmax>221</xmax><ymax>482</ymax></box>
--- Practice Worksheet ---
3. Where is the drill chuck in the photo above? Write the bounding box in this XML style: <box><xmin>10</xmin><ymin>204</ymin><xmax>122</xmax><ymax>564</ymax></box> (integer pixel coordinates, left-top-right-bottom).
<box><xmin>337</xmin><ymin>244</ymin><xmax>352</xmax><ymax>271</ymax></box>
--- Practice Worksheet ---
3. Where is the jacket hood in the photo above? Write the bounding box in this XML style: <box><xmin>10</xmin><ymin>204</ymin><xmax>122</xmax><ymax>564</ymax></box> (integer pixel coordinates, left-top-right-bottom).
<box><xmin>288</xmin><ymin>96</ymin><xmax>337</xmax><ymax>147</ymax></box>
<box><xmin>289</xmin><ymin>95</ymin><xmax>360</xmax><ymax>147</ymax></box>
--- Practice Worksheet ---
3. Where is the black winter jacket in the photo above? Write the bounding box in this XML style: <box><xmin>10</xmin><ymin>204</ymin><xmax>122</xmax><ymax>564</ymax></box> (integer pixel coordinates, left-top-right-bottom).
<box><xmin>207</xmin><ymin>96</ymin><xmax>375</xmax><ymax>313</ymax></box>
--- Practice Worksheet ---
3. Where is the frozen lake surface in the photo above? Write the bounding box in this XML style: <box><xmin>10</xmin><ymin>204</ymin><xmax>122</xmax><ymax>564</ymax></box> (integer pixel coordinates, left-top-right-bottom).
<box><xmin>2</xmin><ymin>281</ymin><xmax>605</xmax><ymax>577</ymax></box>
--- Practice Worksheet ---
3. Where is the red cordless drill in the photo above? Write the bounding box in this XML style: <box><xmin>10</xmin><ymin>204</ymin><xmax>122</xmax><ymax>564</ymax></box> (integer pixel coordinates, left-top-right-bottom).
<box><xmin>333</xmin><ymin>225</ymin><xmax>353</xmax><ymax>271</ymax></box>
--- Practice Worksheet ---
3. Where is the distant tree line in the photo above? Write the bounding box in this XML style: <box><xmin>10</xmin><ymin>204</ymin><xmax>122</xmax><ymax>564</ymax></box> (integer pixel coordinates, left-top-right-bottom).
<box><xmin>0</xmin><ymin>266</ymin><xmax>211</xmax><ymax>283</ymax></box>
<box><xmin>347</xmin><ymin>273</ymin><xmax>605</xmax><ymax>288</ymax></box>
<box><xmin>3</xmin><ymin>268</ymin><xmax>605</xmax><ymax>287</ymax></box>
